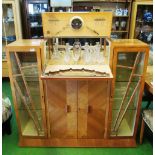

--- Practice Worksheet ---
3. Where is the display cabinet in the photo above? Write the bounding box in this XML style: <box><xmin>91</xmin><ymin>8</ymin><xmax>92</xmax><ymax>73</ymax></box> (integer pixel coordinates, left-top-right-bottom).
<box><xmin>7</xmin><ymin>12</ymin><xmax>149</xmax><ymax>147</ymax></box>
<box><xmin>2</xmin><ymin>0</ymin><xmax>22</xmax><ymax>77</ymax></box>
<box><xmin>109</xmin><ymin>39</ymin><xmax>149</xmax><ymax>137</ymax></box>
<box><xmin>6</xmin><ymin>39</ymin><xmax>47</xmax><ymax>137</ymax></box>
<box><xmin>129</xmin><ymin>0</ymin><xmax>153</xmax><ymax>44</ymax></box>
<box><xmin>73</xmin><ymin>0</ymin><xmax>132</xmax><ymax>39</ymax></box>
<box><xmin>21</xmin><ymin>0</ymin><xmax>50</xmax><ymax>39</ymax></box>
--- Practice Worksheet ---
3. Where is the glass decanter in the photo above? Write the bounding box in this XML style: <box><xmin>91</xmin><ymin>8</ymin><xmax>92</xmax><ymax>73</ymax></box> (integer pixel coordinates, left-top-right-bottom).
<box><xmin>64</xmin><ymin>43</ymin><xmax>71</xmax><ymax>64</ymax></box>
<box><xmin>84</xmin><ymin>42</ymin><xmax>91</xmax><ymax>64</ymax></box>
<box><xmin>52</xmin><ymin>42</ymin><xmax>59</xmax><ymax>59</ymax></box>
<box><xmin>95</xmin><ymin>42</ymin><xmax>100</xmax><ymax>63</ymax></box>
<box><xmin>73</xmin><ymin>41</ymin><xmax>81</xmax><ymax>64</ymax></box>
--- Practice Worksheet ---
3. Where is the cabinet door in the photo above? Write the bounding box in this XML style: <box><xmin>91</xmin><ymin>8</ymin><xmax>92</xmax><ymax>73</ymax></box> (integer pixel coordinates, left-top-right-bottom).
<box><xmin>46</xmin><ymin>80</ymin><xmax>77</xmax><ymax>138</ymax></box>
<box><xmin>78</xmin><ymin>80</ymin><xmax>110</xmax><ymax>139</ymax></box>
<box><xmin>8</xmin><ymin>51</ymin><xmax>46</xmax><ymax>137</ymax></box>
<box><xmin>111</xmin><ymin>51</ymin><xmax>146</xmax><ymax>137</ymax></box>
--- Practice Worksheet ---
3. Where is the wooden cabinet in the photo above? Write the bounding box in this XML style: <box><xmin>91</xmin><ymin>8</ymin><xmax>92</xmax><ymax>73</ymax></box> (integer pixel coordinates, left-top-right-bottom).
<box><xmin>45</xmin><ymin>80</ymin><xmax>111</xmax><ymax>139</ymax></box>
<box><xmin>2</xmin><ymin>0</ymin><xmax>22</xmax><ymax>77</ymax></box>
<box><xmin>6</xmin><ymin>12</ymin><xmax>150</xmax><ymax>147</ymax></box>
<box><xmin>109</xmin><ymin>39</ymin><xmax>149</xmax><ymax>137</ymax></box>
<box><xmin>6</xmin><ymin>40</ymin><xmax>47</xmax><ymax>137</ymax></box>
<box><xmin>21</xmin><ymin>0</ymin><xmax>50</xmax><ymax>39</ymax></box>
<box><xmin>6</xmin><ymin>40</ymin><xmax>149</xmax><ymax>147</ymax></box>
<box><xmin>73</xmin><ymin>0</ymin><xmax>132</xmax><ymax>39</ymax></box>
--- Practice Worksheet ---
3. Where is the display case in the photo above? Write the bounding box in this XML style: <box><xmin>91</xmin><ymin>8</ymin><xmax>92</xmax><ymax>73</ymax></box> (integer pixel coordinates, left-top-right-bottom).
<box><xmin>7</xmin><ymin>12</ymin><xmax>149</xmax><ymax>147</ymax></box>
<box><xmin>22</xmin><ymin>0</ymin><xmax>50</xmax><ymax>39</ymax></box>
<box><xmin>6</xmin><ymin>40</ymin><xmax>47</xmax><ymax>137</ymax></box>
<box><xmin>129</xmin><ymin>0</ymin><xmax>153</xmax><ymax>44</ymax></box>
<box><xmin>109</xmin><ymin>39</ymin><xmax>149</xmax><ymax>137</ymax></box>
<box><xmin>2</xmin><ymin>0</ymin><xmax>22</xmax><ymax>77</ymax></box>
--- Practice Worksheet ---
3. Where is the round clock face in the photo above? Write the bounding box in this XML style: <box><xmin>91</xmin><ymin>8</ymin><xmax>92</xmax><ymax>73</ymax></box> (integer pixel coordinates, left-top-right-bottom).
<box><xmin>71</xmin><ymin>17</ymin><xmax>83</xmax><ymax>30</ymax></box>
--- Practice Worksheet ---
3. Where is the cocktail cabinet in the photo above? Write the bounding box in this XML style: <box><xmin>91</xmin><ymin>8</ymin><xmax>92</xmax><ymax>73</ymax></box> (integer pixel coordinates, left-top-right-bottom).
<box><xmin>7</xmin><ymin>12</ymin><xmax>149</xmax><ymax>147</ymax></box>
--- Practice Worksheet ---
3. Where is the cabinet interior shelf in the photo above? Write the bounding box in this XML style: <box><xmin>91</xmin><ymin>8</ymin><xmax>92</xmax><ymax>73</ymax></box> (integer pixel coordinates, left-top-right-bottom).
<box><xmin>28</xmin><ymin>13</ymin><xmax>42</xmax><ymax>16</ymax></box>
<box><xmin>3</xmin><ymin>19</ymin><xmax>14</xmax><ymax>23</ymax></box>
<box><xmin>30</xmin><ymin>25</ymin><xmax>42</xmax><ymax>28</ymax></box>
<box><xmin>112</xmin><ymin>30</ymin><xmax>128</xmax><ymax>33</ymax></box>
<box><xmin>2</xmin><ymin>59</ymin><xmax>7</xmax><ymax>62</ymax></box>
<box><xmin>73</xmin><ymin>0</ymin><xmax>132</xmax><ymax>3</ymax></box>
<box><xmin>113</xmin><ymin>15</ymin><xmax>129</xmax><ymax>18</ymax></box>
<box><xmin>31</xmin><ymin>36</ymin><xmax>43</xmax><ymax>39</ymax></box>
<box><xmin>136</xmin><ymin>20</ymin><xmax>153</xmax><ymax>23</ymax></box>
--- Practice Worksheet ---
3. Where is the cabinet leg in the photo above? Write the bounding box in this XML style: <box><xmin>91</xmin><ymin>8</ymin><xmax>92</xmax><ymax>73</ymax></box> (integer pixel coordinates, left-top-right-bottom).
<box><xmin>140</xmin><ymin>118</ymin><xmax>145</xmax><ymax>144</ymax></box>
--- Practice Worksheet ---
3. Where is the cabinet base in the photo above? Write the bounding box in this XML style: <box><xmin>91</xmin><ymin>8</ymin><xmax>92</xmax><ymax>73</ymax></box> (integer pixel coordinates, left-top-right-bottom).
<box><xmin>19</xmin><ymin>137</ymin><xmax>137</xmax><ymax>147</ymax></box>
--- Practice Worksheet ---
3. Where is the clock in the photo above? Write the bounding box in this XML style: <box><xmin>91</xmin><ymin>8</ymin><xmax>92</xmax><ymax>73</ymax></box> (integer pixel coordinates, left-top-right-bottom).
<box><xmin>70</xmin><ymin>16</ymin><xmax>83</xmax><ymax>30</ymax></box>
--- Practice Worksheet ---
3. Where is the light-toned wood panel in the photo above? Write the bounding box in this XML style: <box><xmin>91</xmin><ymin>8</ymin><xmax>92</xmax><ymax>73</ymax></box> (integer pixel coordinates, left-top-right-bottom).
<box><xmin>78</xmin><ymin>81</ymin><xmax>88</xmax><ymax>110</ymax></box>
<box><xmin>42</xmin><ymin>12</ymin><xmax>112</xmax><ymax>37</ymax></box>
<box><xmin>87</xmin><ymin>109</ymin><xmax>105</xmax><ymax>138</ymax></box>
<box><xmin>78</xmin><ymin>80</ymin><xmax>108</xmax><ymax>138</ymax></box>
<box><xmin>88</xmin><ymin>81</ymin><xmax>108</xmax><ymax>110</ymax></box>
<box><xmin>46</xmin><ymin>80</ymin><xmax>77</xmax><ymax>138</ymax></box>
<box><xmin>2</xmin><ymin>60</ymin><xmax>9</xmax><ymax>77</ymax></box>
<box><xmin>19</xmin><ymin>137</ymin><xmax>137</xmax><ymax>147</ymax></box>
<box><xmin>2</xmin><ymin>68</ymin><xmax>9</xmax><ymax>77</ymax></box>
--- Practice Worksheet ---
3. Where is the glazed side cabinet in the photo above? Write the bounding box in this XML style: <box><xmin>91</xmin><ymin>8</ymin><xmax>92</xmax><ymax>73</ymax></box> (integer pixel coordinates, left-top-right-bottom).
<box><xmin>109</xmin><ymin>39</ymin><xmax>149</xmax><ymax>138</ymax></box>
<box><xmin>6</xmin><ymin>40</ymin><xmax>47</xmax><ymax>137</ymax></box>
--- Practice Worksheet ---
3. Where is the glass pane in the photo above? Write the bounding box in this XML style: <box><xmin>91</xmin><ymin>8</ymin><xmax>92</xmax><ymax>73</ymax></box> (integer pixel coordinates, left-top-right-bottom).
<box><xmin>111</xmin><ymin>52</ymin><xmax>145</xmax><ymax>136</ymax></box>
<box><xmin>9</xmin><ymin>51</ymin><xmax>45</xmax><ymax>136</ymax></box>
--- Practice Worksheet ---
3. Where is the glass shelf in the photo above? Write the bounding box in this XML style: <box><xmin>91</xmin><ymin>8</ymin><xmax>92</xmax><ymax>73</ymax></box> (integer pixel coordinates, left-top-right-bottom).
<box><xmin>2</xmin><ymin>35</ymin><xmax>16</xmax><ymax>42</ymax></box>
<box><xmin>30</xmin><ymin>25</ymin><xmax>42</xmax><ymax>28</ymax></box>
<box><xmin>113</xmin><ymin>15</ymin><xmax>129</xmax><ymax>18</ymax></box>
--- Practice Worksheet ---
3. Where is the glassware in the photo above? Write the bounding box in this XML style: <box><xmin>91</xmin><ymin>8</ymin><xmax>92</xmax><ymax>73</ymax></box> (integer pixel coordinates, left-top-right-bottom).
<box><xmin>120</xmin><ymin>20</ymin><xmax>126</xmax><ymax>30</ymax></box>
<box><xmin>52</xmin><ymin>42</ymin><xmax>59</xmax><ymax>59</ymax></box>
<box><xmin>97</xmin><ymin>52</ymin><xmax>104</xmax><ymax>64</ymax></box>
<box><xmin>83</xmin><ymin>42</ymin><xmax>91</xmax><ymax>64</ymax></box>
<box><xmin>73</xmin><ymin>41</ymin><xmax>81</xmax><ymax>64</ymax></box>
<box><xmin>64</xmin><ymin>43</ymin><xmax>71</xmax><ymax>63</ymax></box>
<box><xmin>95</xmin><ymin>42</ymin><xmax>100</xmax><ymax>62</ymax></box>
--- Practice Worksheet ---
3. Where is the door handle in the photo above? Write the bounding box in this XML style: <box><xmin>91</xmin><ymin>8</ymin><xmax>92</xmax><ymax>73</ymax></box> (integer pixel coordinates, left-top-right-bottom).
<box><xmin>66</xmin><ymin>105</ymin><xmax>71</xmax><ymax>113</ymax></box>
<box><xmin>87</xmin><ymin>105</ymin><xmax>92</xmax><ymax>113</ymax></box>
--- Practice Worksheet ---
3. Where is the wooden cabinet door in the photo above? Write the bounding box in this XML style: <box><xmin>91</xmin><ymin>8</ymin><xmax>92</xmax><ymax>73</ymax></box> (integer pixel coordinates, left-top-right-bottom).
<box><xmin>78</xmin><ymin>80</ymin><xmax>110</xmax><ymax>139</ymax></box>
<box><xmin>46</xmin><ymin>80</ymin><xmax>77</xmax><ymax>138</ymax></box>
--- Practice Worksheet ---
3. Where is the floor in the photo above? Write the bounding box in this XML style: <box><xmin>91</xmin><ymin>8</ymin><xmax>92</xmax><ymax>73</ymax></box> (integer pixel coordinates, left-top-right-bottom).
<box><xmin>2</xmin><ymin>79</ymin><xmax>153</xmax><ymax>155</ymax></box>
